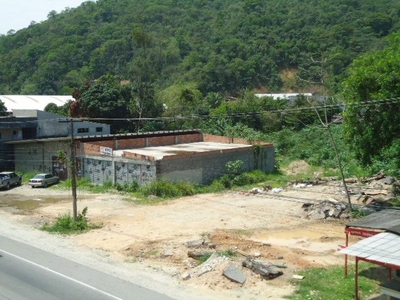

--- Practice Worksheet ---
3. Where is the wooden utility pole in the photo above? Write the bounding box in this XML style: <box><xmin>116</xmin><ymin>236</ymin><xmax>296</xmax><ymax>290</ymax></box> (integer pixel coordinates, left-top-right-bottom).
<box><xmin>59</xmin><ymin>118</ymin><xmax>79</xmax><ymax>220</ymax></box>
<box><xmin>70</xmin><ymin>119</ymin><xmax>78</xmax><ymax>220</ymax></box>
<box><xmin>304</xmin><ymin>56</ymin><xmax>352</xmax><ymax>210</ymax></box>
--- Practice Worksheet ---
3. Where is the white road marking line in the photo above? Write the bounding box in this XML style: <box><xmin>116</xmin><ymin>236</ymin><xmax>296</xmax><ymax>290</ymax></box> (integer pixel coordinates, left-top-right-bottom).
<box><xmin>0</xmin><ymin>248</ymin><xmax>124</xmax><ymax>300</ymax></box>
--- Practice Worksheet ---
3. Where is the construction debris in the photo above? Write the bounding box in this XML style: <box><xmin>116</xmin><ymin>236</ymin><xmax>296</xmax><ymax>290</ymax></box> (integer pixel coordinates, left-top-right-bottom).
<box><xmin>242</xmin><ymin>258</ymin><xmax>283</xmax><ymax>280</ymax></box>
<box><xmin>188</xmin><ymin>253</ymin><xmax>228</xmax><ymax>278</ymax></box>
<box><xmin>302</xmin><ymin>200</ymin><xmax>350</xmax><ymax>220</ymax></box>
<box><xmin>223</xmin><ymin>263</ymin><xmax>247</xmax><ymax>284</ymax></box>
<box><xmin>188</xmin><ymin>250</ymin><xmax>209</xmax><ymax>259</ymax></box>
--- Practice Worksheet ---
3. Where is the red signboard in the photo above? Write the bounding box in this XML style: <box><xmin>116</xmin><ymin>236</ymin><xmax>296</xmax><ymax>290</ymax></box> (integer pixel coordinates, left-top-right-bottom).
<box><xmin>345</xmin><ymin>227</ymin><xmax>381</xmax><ymax>238</ymax></box>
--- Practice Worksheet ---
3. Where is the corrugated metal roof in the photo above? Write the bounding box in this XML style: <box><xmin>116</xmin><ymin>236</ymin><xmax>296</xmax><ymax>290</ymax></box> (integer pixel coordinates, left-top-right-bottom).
<box><xmin>340</xmin><ymin>232</ymin><xmax>400</xmax><ymax>266</ymax></box>
<box><xmin>346</xmin><ymin>210</ymin><xmax>400</xmax><ymax>234</ymax></box>
<box><xmin>0</xmin><ymin>95</ymin><xmax>73</xmax><ymax>111</ymax></box>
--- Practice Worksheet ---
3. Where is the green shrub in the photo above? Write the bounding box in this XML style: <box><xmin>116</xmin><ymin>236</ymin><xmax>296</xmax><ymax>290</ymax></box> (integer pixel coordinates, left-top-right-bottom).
<box><xmin>175</xmin><ymin>181</ymin><xmax>197</xmax><ymax>196</ymax></box>
<box><xmin>138</xmin><ymin>179</ymin><xmax>179</xmax><ymax>198</ymax></box>
<box><xmin>219</xmin><ymin>174</ymin><xmax>233</xmax><ymax>188</ymax></box>
<box><xmin>226</xmin><ymin>160</ymin><xmax>244</xmax><ymax>176</ymax></box>
<box><xmin>41</xmin><ymin>207</ymin><xmax>100</xmax><ymax>234</ymax></box>
<box><xmin>137</xmin><ymin>180</ymin><xmax>199</xmax><ymax>198</ymax></box>
<box><xmin>351</xmin><ymin>206</ymin><xmax>372</xmax><ymax>219</ymax></box>
<box><xmin>115</xmin><ymin>181</ymin><xmax>139</xmax><ymax>193</ymax></box>
<box><xmin>232</xmin><ymin>170</ymin><xmax>268</xmax><ymax>186</ymax></box>
<box><xmin>202</xmin><ymin>180</ymin><xmax>226</xmax><ymax>193</ymax></box>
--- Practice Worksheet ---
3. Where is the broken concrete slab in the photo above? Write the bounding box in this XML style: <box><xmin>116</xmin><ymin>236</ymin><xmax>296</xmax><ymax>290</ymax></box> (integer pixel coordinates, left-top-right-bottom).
<box><xmin>188</xmin><ymin>250</ymin><xmax>210</xmax><ymax>259</ymax></box>
<box><xmin>181</xmin><ymin>272</ymin><xmax>191</xmax><ymax>280</ymax></box>
<box><xmin>223</xmin><ymin>263</ymin><xmax>247</xmax><ymax>284</ymax></box>
<box><xmin>185</xmin><ymin>239</ymin><xmax>205</xmax><ymax>248</ymax></box>
<box><xmin>189</xmin><ymin>252</ymin><xmax>228</xmax><ymax>278</ymax></box>
<box><xmin>242</xmin><ymin>258</ymin><xmax>283</xmax><ymax>280</ymax></box>
<box><xmin>163</xmin><ymin>248</ymin><xmax>174</xmax><ymax>257</ymax></box>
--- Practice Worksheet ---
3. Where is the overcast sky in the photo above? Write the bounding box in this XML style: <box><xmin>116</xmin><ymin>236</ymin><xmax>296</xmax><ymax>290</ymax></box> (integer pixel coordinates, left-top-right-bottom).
<box><xmin>0</xmin><ymin>0</ymin><xmax>91</xmax><ymax>35</ymax></box>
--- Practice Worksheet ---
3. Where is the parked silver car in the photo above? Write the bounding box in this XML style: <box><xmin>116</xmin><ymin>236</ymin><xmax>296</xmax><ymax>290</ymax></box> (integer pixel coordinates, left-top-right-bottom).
<box><xmin>0</xmin><ymin>172</ymin><xmax>22</xmax><ymax>190</ymax></box>
<box><xmin>29</xmin><ymin>173</ymin><xmax>59</xmax><ymax>188</ymax></box>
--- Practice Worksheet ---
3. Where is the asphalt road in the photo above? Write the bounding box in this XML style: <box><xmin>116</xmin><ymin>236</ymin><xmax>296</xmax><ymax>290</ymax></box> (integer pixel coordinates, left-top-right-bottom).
<box><xmin>0</xmin><ymin>235</ymin><xmax>174</xmax><ymax>300</ymax></box>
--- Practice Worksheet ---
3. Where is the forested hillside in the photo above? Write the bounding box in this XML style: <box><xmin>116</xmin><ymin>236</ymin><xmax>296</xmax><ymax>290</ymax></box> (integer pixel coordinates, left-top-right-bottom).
<box><xmin>0</xmin><ymin>0</ymin><xmax>399</xmax><ymax>96</ymax></box>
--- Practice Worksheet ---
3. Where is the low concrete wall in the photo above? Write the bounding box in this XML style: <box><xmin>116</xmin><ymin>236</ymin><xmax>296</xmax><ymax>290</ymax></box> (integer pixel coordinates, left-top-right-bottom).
<box><xmin>80</xmin><ymin>155</ymin><xmax>157</xmax><ymax>186</ymax></box>
<box><xmin>157</xmin><ymin>144</ymin><xmax>275</xmax><ymax>185</ymax></box>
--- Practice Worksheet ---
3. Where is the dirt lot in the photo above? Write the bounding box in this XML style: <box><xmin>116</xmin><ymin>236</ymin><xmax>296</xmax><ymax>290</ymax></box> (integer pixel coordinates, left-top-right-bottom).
<box><xmin>0</xmin><ymin>165</ymin><xmax>361</xmax><ymax>300</ymax></box>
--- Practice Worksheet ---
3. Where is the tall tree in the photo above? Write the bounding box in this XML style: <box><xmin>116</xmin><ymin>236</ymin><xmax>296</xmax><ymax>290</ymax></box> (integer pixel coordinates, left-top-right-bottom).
<box><xmin>342</xmin><ymin>33</ymin><xmax>400</xmax><ymax>165</ymax></box>
<box><xmin>127</xmin><ymin>28</ymin><xmax>163</xmax><ymax>131</ymax></box>
<box><xmin>78</xmin><ymin>74</ymin><xmax>130</xmax><ymax>133</ymax></box>
<box><xmin>0</xmin><ymin>99</ymin><xmax>7</xmax><ymax>116</ymax></box>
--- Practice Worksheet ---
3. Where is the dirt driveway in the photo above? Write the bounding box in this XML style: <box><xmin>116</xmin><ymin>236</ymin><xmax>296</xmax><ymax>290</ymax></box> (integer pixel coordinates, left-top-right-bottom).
<box><xmin>0</xmin><ymin>175</ymin><xmax>358</xmax><ymax>300</ymax></box>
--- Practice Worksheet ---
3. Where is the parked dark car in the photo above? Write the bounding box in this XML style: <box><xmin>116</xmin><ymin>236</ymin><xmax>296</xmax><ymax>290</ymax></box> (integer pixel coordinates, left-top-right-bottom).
<box><xmin>0</xmin><ymin>172</ymin><xmax>22</xmax><ymax>190</ymax></box>
<box><xmin>28</xmin><ymin>173</ymin><xmax>59</xmax><ymax>188</ymax></box>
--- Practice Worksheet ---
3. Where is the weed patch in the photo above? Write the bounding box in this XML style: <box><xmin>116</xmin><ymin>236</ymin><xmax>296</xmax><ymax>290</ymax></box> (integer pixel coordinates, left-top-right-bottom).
<box><xmin>286</xmin><ymin>263</ymin><xmax>380</xmax><ymax>300</ymax></box>
<box><xmin>41</xmin><ymin>207</ymin><xmax>102</xmax><ymax>234</ymax></box>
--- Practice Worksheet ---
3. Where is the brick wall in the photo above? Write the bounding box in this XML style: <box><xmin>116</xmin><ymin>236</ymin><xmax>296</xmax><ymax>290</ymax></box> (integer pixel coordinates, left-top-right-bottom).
<box><xmin>79</xmin><ymin>132</ymin><xmax>201</xmax><ymax>153</ymax></box>
<box><xmin>202</xmin><ymin>133</ymin><xmax>273</xmax><ymax>147</ymax></box>
<box><xmin>79</xmin><ymin>143</ymin><xmax>102</xmax><ymax>156</ymax></box>
<box><xmin>147</xmin><ymin>135</ymin><xmax>175</xmax><ymax>147</ymax></box>
<box><xmin>116</xmin><ymin>138</ymin><xmax>146</xmax><ymax>149</ymax></box>
<box><xmin>176</xmin><ymin>133</ymin><xmax>203</xmax><ymax>144</ymax></box>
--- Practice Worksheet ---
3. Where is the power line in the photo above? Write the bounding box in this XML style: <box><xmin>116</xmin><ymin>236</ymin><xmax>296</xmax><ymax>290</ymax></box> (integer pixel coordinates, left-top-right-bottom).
<box><xmin>2</xmin><ymin>96</ymin><xmax>398</xmax><ymax>124</ymax></box>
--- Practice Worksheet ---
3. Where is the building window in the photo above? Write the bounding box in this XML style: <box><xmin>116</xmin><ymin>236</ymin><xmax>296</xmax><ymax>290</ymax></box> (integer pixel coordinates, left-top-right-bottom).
<box><xmin>96</xmin><ymin>127</ymin><xmax>103</xmax><ymax>132</ymax></box>
<box><xmin>77</xmin><ymin>128</ymin><xmax>89</xmax><ymax>133</ymax></box>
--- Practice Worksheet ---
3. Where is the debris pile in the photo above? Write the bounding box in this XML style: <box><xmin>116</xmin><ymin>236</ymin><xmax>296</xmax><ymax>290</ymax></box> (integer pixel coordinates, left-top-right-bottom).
<box><xmin>302</xmin><ymin>200</ymin><xmax>350</xmax><ymax>220</ymax></box>
<box><xmin>242</xmin><ymin>258</ymin><xmax>283</xmax><ymax>280</ymax></box>
<box><xmin>181</xmin><ymin>239</ymin><xmax>285</xmax><ymax>284</ymax></box>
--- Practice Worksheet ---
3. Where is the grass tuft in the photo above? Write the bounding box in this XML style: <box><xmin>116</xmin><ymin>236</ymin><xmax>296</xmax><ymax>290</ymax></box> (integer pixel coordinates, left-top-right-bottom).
<box><xmin>286</xmin><ymin>263</ymin><xmax>380</xmax><ymax>300</ymax></box>
<box><xmin>41</xmin><ymin>207</ymin><xmax>102</xmax><ymax>234</ymax></box>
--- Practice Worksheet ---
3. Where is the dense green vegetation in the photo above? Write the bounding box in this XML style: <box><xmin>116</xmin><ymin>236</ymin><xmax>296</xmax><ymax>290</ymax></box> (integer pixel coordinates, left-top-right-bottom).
<box><xmin>1</xmin><ymin>0</ymin><xmax>400</xmax><ymax>175</ymax></box>
<box><xmin>1</xmin><ymin>0</ymin><xmax>399</xmax><ymax>96</ymax></box>
<box><xmin>342</xmin><ymin>34</ymin><xmax>400</xmax><ymax>166</ymax></box>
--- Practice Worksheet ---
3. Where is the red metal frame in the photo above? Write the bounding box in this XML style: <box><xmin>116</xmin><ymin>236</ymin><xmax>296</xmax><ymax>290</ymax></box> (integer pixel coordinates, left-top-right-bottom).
<box><xmin>344</xmin><ymin>227</ymin><xmax>383</xmax><ymax>277</ymax></box>
<box><xmin>344</xmin><ymin>227</ymin><xmax>400</xmax><ymax>299</ymax></box>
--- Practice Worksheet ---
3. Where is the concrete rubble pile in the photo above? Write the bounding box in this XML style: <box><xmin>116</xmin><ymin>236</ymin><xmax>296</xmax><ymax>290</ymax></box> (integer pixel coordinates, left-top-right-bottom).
<box><xmin>301</xmin><ymin>171</ymin><xmax>399</xmax><ymax>219</ymax></box>
<box><xmin>181</xmin><ymin>239</ymin><xmax>284</xmax><ymax>284</ymax></box>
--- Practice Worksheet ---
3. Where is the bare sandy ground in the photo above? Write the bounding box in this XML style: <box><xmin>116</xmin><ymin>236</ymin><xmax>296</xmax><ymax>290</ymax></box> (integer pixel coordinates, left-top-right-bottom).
<box><xmin>0</xmin><ymin>174</ymin><xmax>358</xmax><ymax>300</ymax></box>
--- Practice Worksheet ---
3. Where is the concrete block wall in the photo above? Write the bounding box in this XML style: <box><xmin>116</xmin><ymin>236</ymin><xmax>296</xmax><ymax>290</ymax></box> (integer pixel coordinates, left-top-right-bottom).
<box><xmin>14</xmin><ymin>140</ymin><xmax>70</xmax><ymax>174</ymax></box>
<box><xmin>83</xmin><ymin>158</ymin><xmax>114</xmax><ymax>185</ymax></box>
<box><xmin>115</xmin><ymin>161</ymin><xmax>156</xmax><ymax>185</ymax></box>
<box><xmin>157</xmin><ymin>145</ymin><xmax>275</xmax><ymax>185</ymax></box>
<box><xmin>82</xmin><ymin>156</ymin><xmax>156</xmax><ymax>186</ymax></box>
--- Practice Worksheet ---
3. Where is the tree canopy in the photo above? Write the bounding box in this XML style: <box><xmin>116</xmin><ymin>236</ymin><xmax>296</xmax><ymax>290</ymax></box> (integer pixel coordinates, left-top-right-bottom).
<box><xmin>0</xmin><ymin>0</ymin><xmax>399</xmax><ymax>97</ymax></box>
<box><xmin>0</xmin><ymin>99</ymin><xmax>7</xmax><ymax>116</ymax></box>
<box><xmin>342</xmin><ymin>32</ymin><xmax>400</xmax><ymax>165</ymax></box>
